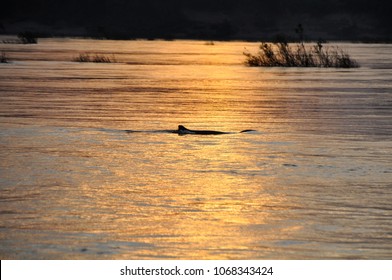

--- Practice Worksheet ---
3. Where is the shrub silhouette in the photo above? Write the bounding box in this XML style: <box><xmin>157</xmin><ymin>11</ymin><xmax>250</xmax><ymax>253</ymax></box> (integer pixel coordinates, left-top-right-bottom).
<box><xmin>244</xmin><ymin>41</ymin><xmax>359</xmax><ymax>68</ymax></box>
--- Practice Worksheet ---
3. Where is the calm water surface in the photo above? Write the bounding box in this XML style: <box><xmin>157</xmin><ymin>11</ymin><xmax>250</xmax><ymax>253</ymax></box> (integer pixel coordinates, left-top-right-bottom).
<box><xmin>0</xmin><ymin>39</ymin><xmax>391</xmax><ymax>259</ymax></box>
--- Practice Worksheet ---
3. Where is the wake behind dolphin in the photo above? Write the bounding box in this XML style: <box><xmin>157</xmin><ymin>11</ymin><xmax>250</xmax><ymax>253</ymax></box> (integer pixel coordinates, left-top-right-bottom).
<box><xmin>125</xmin><ymin>125</ymin><xmax>256</xmax><ymax>135</ymax></box>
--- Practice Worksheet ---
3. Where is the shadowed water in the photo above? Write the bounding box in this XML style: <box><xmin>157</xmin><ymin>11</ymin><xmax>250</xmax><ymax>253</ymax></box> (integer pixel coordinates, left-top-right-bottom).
<box><xmin>0</xmin><ymin>39</ymin><xmax>391</xmax><ymax>259</ymax></box>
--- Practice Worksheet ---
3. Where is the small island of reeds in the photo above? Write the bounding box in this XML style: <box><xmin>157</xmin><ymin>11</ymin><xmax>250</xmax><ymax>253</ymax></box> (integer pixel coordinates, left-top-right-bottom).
<box><xmin>73</xmin><ymin>53</ymin><xmax>116</xmax><ymax>63</ymax></box>
<box><xmin>244</xmin><ymin>41</ymin><xmax>359</xmax><ymax>68</ymax></box>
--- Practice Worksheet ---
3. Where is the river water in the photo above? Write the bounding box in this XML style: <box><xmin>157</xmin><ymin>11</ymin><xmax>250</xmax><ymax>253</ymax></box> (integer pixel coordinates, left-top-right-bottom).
<box><xmin>0</xmin><ymin>39</ymin><xmax>391</xmax><ymax>259</ymax></box>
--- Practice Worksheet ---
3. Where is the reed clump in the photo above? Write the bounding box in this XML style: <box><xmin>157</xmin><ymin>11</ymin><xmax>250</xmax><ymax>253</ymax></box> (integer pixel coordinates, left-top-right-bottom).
<box><xmin>0</xmin><ymin>51</ymin><xmax>9</xmax><ymax>63</ymax></box>
<box><xmin>73</xmin><ymin>53</ymin><xmax>116</xmax><ymax>63</ymax></box>
<box><xmin>244</xmin><ymin>41</ymin><xmax>359</xmax><ymax>68</ymax></box>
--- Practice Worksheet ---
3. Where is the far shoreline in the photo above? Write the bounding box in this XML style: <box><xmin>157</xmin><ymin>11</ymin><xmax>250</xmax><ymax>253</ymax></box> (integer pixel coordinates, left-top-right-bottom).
<box><xmin>1</xmin><ymin>34</ymin><xmax>391</xmax><ymax>45</ymax></box>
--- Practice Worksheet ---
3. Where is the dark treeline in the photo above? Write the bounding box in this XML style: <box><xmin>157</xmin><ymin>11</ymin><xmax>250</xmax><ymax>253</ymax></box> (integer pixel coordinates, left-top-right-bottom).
<box><xmin>1</xmin><ymin>0</ymin><xmax>391</xmax><ymax>41</ymax></box>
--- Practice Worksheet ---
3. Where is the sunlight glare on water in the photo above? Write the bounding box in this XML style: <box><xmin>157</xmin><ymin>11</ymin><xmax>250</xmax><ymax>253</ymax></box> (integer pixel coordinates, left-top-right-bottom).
<box><xmin>0</xmin><ymin>39</ymin><xmax>391</xmax><ymax>259</ymax></box>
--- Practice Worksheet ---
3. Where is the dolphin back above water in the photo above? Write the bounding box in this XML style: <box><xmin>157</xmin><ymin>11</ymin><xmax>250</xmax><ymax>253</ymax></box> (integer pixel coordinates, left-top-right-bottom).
<box><xmin>125</xmin><ymin>125</ymin><xmax>256</xmax><ymax>135</ymax></box>
<box><xmin>177</xmin><ymin>125</ymin><xmax>254</xmax><ymax>135</ymax></box>
<box><xmin>177</xmin><ymin>125</ymin><xmax>226</xmax><ymax>135</ymax></box>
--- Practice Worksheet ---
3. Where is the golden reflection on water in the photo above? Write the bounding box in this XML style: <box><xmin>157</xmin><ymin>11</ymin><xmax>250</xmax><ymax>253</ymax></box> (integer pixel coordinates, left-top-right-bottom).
<box><xmin>58</xmin><ymin>128</ymin><xmax>298</xmax><ymax>259</ymax></box>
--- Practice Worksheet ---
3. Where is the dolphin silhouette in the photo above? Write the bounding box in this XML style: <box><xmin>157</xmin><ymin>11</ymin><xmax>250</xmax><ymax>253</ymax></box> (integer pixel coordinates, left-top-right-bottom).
<box><xmin>125</xmin><ymin>125</ymin><xmax>255</xmax><ymax>135</ymax></box>
<box><xmin>177</xmin><ymin>125</ymin><xmax>226</xmax><ymax>135</ymax></box>
<box><xmin>177</xmin><ymin>125</ymin><xmax>255</xmax><ymax>135</ymax></box>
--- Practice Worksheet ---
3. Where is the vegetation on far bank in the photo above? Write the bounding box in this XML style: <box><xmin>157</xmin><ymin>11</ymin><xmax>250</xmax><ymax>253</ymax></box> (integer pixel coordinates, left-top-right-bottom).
<box><xmin>2</xmin><ymin>32</ymin><xmax>38</xmax><ymax>44</ymax></box>
<box><xmin>17</xmin><ymin>32</ymin><xmax>38</xmax><ymax>44</ymax></box>
<box><xmin>3</xmin><ymin>0</ymin><xmax>392</xmax><ymax>42</ymax></box>
<box><xmin>73</xmin><ymin>53</ymin><xmax>116</xmax><ymax>63</ymax></box>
